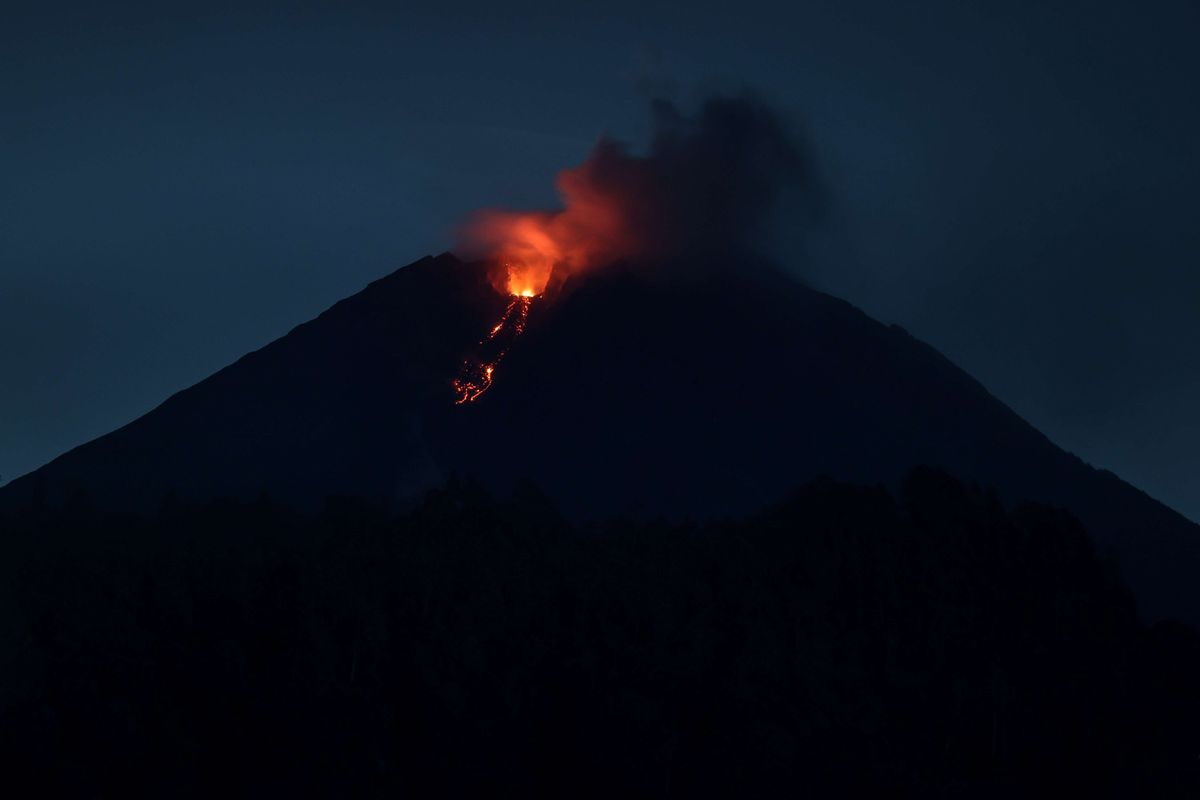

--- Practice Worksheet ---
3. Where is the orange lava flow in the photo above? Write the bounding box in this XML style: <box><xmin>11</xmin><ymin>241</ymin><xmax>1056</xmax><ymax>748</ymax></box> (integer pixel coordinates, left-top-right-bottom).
<box><xmin>452</xmin><ymin>294</ymin><xmax>534</xmax><ymax>404</ymax></box>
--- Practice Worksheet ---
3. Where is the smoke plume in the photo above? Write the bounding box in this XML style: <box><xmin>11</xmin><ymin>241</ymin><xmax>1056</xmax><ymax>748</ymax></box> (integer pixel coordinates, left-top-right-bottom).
<box><xmin>458</xmin><ymin>93</ymin><xmax>811</xmax><ymax>296</ymax></box>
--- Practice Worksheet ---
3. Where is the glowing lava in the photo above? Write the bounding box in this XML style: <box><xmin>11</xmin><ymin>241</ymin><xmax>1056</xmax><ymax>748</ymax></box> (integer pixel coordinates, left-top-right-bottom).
<box><xmin>452</xmin><ymin>292</ymin><xmax>534</xmax><ymax>404</ymax></box>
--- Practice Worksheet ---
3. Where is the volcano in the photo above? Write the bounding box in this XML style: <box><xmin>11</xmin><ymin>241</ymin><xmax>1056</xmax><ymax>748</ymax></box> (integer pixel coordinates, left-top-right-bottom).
<box><xmin>3</xmin><ymin>252</ymin><xmax>1197</xmax><ymax>624</ymax></box>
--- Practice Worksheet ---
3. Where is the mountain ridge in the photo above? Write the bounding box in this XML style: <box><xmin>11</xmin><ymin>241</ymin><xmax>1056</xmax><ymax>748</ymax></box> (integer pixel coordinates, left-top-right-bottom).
<box><xmin>3</xmin><ymin>252</ymin><xmax>1196</xmax><ymax>624</ymax></box>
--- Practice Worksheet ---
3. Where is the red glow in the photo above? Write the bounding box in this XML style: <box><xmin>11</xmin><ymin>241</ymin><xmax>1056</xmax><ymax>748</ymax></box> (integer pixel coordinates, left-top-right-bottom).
<box><xmin>452</xmin><ymin>295</ymin><xmax>533</xmax><ymax>404</ymax></box>
<box><xmin>453</xmin><ymin>139</ymin><xmax>649</xmax><ymax>403</ymax></box>
<box><xmin>460</xmin><ymin>154</ymin><xmax>642</xmax><ymax>297</ymax></box>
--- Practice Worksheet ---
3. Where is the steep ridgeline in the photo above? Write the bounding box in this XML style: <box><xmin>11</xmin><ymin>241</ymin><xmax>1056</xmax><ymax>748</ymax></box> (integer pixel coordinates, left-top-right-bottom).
<box><xmin>3</xmin><ymin>253</ymin><xmax>1197</xmax><ymax>624</ymax></box>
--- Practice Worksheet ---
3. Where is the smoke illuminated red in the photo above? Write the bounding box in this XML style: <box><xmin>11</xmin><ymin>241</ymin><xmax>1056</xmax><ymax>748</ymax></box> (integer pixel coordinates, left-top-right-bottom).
<box><xmin>451</xmin><ymin>161</ymin><xmax>637</xmax><ymax>402</ymax></box>
<box><xmin>479</xmin><ymin>216</ymin><xmax>563</xmax><ymax>297</ymax></box>
<box><xmin>452</xmin><ymin>96</ymin><xmax>801</xmax><ymax>404</ymax></box>
<box><xmin>458</xmin><ymin>94</ymin><xmax>802</xmax><ymax>299</ymax></box>
<box><xmin>459</xmin><ymin>151</ymin><xmax>644</xmax><ymax>298</ymax></box>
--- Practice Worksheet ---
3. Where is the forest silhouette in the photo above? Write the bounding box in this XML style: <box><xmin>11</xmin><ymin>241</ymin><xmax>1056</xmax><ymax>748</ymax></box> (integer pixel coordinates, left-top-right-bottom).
<box><xmin>2</xmin><ymin>468</ymin><xmax>1198</xmax><ymax>797</ymax></box>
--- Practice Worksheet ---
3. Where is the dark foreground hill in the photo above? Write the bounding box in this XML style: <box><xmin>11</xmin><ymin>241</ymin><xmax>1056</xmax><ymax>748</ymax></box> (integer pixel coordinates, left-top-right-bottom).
<box><xmin>2</xmin><ymin>471</ymin><xmax>1198</xmax><ymax>797</ymax></box>
<box><xmin>1</xmin><ymin>253</ymin><xmax>1197</xmax><ymax>624</ymax></box>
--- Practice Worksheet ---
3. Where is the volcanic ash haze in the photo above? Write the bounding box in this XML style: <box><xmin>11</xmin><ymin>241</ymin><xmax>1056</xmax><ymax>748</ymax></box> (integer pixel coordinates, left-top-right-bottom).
<box><xmin>449</xmin><ymin>94</ymin><xmax>810</xmax><ymax>403</ymax></box>
<box><xmin>457</xmin><ymin>94</ymin><xmax>810</xmax><ymax>297</ymax></box>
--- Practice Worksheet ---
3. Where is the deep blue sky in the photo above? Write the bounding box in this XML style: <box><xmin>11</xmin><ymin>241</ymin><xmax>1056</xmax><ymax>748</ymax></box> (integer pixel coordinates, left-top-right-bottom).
<box><xmin>3</xmin><ymin>1</ymin><xmax>1197</xmax><ymax>521</ymax></box>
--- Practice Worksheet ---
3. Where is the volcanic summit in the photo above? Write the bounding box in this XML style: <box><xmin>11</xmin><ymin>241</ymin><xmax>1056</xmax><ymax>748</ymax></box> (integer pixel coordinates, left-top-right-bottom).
<box><xmin>3</xmin><ymin>250</ymin><xmax>1198</xmax><ymax>626</ymax></box>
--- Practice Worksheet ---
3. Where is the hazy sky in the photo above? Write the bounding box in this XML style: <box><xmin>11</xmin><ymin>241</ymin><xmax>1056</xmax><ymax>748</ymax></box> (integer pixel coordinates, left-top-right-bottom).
<box><xmin>3</xmin><ymin>0</ymin><xmax>1197</xmax><ymax>521</ymax></box>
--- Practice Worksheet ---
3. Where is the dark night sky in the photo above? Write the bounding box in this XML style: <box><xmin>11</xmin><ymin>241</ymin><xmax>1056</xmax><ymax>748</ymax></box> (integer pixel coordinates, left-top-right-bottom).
<box><xmin>3</xmin><ymin>1</ymin><xmax>1197</xmax><ymax>521</ymax></box>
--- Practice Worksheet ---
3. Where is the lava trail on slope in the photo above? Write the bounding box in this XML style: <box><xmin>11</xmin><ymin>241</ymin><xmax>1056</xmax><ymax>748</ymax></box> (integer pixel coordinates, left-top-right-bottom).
<box><xmin>452</xmin><ymin>295</ymin><xmax>534</xmax><ymax>404</ymax></box>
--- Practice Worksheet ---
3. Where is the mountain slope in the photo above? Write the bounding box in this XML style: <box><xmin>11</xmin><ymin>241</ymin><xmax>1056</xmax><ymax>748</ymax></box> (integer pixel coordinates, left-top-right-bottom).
<box><xmin>0</xmin><ymin>255</ymin><xmax>495</xmax><ymax>511</ymax></box>
<box><xmin>3</xmin><ymin>253</ymin><xmax>1197</xmax><ymax>623</ymax></box>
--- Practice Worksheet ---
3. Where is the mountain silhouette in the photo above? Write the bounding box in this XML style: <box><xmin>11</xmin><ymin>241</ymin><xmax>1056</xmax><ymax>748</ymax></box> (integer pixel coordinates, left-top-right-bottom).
<box><xmin>3</xmin><ymin>252</ymin><xmax>1197</xmax><ymax>624</ymax></box>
